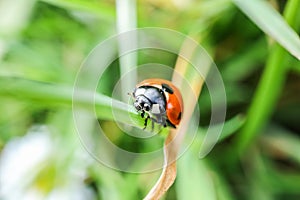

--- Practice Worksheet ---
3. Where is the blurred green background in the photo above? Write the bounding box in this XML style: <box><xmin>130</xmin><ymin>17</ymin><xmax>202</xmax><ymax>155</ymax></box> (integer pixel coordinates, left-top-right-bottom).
<box><xmin>1</xmin><ymin>0</ymin><xmax>300</xmax><ymax>199</ymax></box>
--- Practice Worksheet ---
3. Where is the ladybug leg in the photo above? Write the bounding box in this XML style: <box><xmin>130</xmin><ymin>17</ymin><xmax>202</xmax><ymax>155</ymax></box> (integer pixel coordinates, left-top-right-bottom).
<box><xmin>143</xmin><ymin>115</ymin><xmax>150</xmax><ymax>130</ymax></box>
<box><xmin>149</xmin><ymin>117</ymin><xmax>156</xmax><ymax>132</ymax></box>
<box><xmin>151</xmin><ymin>119</ymin><xmax>155</xmax><ymax>131</ymax></box>
<box><xmin>141</xmin><ymin>110</ymin><xmax>145</xmax><ymax>118</ymax></box>
<box><xmin>160</xmin><ymin>116</ymin><xmax>167</xmax><ymax>128</ymax></box>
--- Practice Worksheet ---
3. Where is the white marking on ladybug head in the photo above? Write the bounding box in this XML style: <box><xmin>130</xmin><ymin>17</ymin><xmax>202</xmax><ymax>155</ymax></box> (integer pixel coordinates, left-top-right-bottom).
<box><xmin>152</xmin><ymin>104</ymin><xmax>160</xmax><ymax>114</ymax></box>
<box><xmin>134</xmin><ymin>88</ymin><xmax>146</xmax><ymax>97</ymax></box>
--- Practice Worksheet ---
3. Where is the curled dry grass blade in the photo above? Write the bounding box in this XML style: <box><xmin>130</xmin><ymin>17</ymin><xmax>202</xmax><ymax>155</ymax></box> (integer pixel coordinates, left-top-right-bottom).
<box><xmin>144</xmin><ymin>39</ymin><xmax>210</xmax><ymax>199</ymax></box>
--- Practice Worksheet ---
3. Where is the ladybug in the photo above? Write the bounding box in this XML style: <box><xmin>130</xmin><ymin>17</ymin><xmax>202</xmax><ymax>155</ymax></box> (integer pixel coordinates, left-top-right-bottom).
<box><xmin>131</xmin><ymin>78</ymin><xmax>183</xmax><ymax>129</ymax></box>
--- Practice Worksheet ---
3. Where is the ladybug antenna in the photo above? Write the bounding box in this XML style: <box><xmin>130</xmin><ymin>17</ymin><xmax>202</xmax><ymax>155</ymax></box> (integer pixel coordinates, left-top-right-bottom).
<box><xmin>127</xmin><ymin>92</ymin><xmax>133</xmax><ymax>96</ymax></box>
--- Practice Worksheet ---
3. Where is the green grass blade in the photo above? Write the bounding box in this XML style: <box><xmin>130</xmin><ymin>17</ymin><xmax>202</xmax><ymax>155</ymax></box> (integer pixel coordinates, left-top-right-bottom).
<box><xmin>235</xmin><ymin>0</ymin><xmax>300</xmax><ymax>153</ymax></box>
<box><xmin>261</xmin><ymin>125</ymin><xmax>300</xmax><ymax>165</ymax></box>
<box><xmin>233</xmin><ymin>0</ymin><xmax>300</xmax><ymax>60</ymax></box>
<box><xmin>116</xmin><ymin>0</ymin><xmax>137</xmax><ymax>100</ymax></box>
<box><xmin>40</xmin><ymin>0</ymin><xmax>115</xmax><ymax>20</ymax></box>
<box><xmin>0</xmin><ymin>76</ymin><xmax>143</xmax><ymax>126</ymax></box>
<box><xmin>218</xmin><ymin>114</ymin><xmax>245</xmax><ymax>142</ymax></box>
<box><xmin>176</xmin><ymin>152</ymin><xmax>216</xmax><ymax>200</ymax></box>
<box><xmin>222</xmin><ymin>38</ymin><xmax>267</xmax><ymax>82</ymax></box>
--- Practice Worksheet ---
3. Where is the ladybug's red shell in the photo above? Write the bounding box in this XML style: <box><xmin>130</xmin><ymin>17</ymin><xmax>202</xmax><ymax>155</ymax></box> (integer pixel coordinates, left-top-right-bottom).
<box><xmin>136</xmin><ymin>78</ymin><xmax>183</xmax><ymax>127</ymax></box>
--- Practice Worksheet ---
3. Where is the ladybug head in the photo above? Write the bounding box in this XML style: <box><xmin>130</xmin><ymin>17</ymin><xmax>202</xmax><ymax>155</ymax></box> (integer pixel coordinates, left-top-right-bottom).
<box><xmin>133</xmin><ymin>96</ymin><xmax>152</xmax><ymax>112</ymax></box>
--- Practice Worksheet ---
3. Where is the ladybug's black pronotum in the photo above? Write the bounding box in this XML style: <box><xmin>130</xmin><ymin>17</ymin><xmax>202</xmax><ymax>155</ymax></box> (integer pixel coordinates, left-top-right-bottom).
<box><xmin>131</xmin><ymin>78</ymin><xmax>183</xmax><ymax>129</ymax></box>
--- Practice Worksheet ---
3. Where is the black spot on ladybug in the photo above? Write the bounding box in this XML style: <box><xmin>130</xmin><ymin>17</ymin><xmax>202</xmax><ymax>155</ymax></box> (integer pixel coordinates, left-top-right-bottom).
<box><xmin>166</xmin><ymin>119</ymin><xmax>176</xmax><ymax>128</ymax></box>
<box><xmin>177</xmin><ymin>112</ymin><xmax>182</xmax><ymax>120</ymax></box>
<box><xmin>162</xmin><ymin>83</ymin><xmax>174</xmax><ymax>94</ymax></box>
